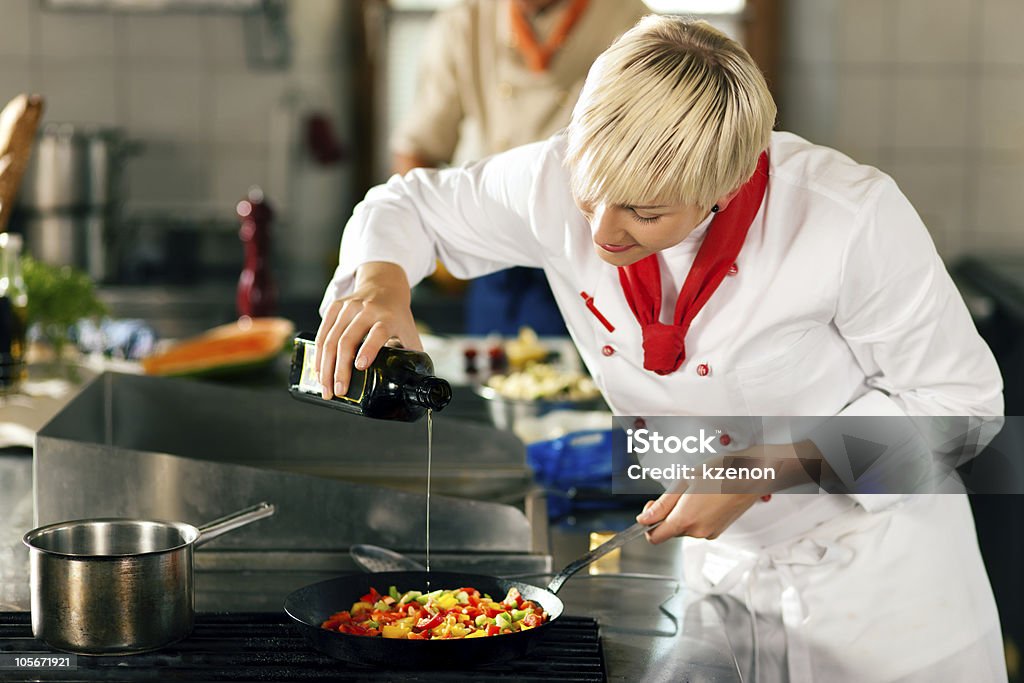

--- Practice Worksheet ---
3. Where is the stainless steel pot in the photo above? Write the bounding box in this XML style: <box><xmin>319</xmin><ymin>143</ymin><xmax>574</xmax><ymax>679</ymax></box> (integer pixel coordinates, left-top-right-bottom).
<box><xmin>22</xmin><ymin>212</ymin><xmax>115</xmax><ymax>282</ymax></box>
<box><xmin>22</xmin><ymin>502</ymin><xmax>275</xmax><ymax>655</ymax></box>
<box><xmin>19</xmin><ymin>124</ymin><xmax>129</xmax><ymax>211</ymax></box>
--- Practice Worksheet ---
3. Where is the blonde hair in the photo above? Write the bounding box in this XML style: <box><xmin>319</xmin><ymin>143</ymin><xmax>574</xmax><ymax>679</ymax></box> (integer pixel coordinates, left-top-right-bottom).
<box><xmin>566</xmin><ymin>16</ymin><xmax>776</xmax><ymax>211</ymax></box>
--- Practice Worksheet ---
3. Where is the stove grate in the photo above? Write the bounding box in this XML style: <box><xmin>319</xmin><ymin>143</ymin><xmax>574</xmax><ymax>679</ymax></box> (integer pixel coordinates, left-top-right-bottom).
<box><xmin>0</xmin><ymin>612</ymin><xmax>605</xmax><ymax>682</ymax></box>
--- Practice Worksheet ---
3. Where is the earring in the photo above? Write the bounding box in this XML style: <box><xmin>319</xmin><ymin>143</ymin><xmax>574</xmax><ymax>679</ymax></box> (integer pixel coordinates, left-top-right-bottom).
<box><xmin>711</xmin><ymin>204</ymin><xmax>720</xmax><ymax>213</ymax></box>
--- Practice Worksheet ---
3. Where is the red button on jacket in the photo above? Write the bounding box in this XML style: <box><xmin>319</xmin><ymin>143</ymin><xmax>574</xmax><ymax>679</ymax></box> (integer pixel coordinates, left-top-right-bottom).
<box><xmin>696</xmin><ymin>363</ymin><xmax>710</xmax><ymax>377</ymax></box>
<box><xmin>602</xmin><ymin>345</ymin><xmax>615</xmax><ymax>357</ymax></box>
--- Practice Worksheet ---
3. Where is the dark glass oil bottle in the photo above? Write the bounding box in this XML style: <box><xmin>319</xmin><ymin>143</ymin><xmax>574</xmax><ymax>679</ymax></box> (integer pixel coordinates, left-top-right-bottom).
<box><xmin>0</xmin><ymin>233</ymin><xmax>28</xmax><ymax>394</ymax></box>
<box><xmin>288</xmin><ymin>332</ymin><xmax>452</xmax><ymax>422</ymax></box>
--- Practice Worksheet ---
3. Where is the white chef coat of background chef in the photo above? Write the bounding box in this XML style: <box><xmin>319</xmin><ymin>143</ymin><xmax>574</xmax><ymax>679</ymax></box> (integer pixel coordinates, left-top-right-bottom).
<box><xmin>390</xmin><ymin>0</ymin><xmax>649</xmax><ymax>166</ymax></box>
<box><xmin>323</xmin><ymin>131</ymin><xmax>1006</xmax><ymax>681</ymax></box>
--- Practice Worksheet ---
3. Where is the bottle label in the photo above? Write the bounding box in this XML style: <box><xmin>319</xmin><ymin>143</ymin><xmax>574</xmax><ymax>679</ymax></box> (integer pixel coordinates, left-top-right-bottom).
<box><xmin>294</xmin><ymin>337</ymin><xmax>367</xmax><ymax>404</ymax></box>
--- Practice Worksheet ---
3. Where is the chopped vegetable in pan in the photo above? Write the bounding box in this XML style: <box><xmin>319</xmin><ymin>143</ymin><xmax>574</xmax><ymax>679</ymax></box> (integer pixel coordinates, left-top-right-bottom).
<box><xmin>320</xmin><ymin>586</ymin><xmax>548</xmax><ymax>639</ymax></box>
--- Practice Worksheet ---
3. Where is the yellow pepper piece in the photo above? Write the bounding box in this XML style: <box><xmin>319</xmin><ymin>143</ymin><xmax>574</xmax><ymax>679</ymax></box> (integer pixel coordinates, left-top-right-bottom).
<box><xmin>381</xmin><ymin>624</ymin><xmax>411</xmax><ymax>639</ymax></box>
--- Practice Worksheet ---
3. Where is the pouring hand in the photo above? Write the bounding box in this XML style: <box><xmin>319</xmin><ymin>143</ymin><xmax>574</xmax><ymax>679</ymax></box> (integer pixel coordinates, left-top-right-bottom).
<box><xmin>315</xmin><ymin>261</ymin><xmax>422</xmax><ymax>400</ymax></box>
<box><xmin>635</xmin><ymin>491</ymin><xmax>760</xmax><ymax>544</ymax></box>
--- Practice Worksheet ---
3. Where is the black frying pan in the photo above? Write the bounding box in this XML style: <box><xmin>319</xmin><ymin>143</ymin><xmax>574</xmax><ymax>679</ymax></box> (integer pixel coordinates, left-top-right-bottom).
<box><xmin>283</xmin><ymin>521</ymin><xmax>658</xmax><ymax>669</ymax></box>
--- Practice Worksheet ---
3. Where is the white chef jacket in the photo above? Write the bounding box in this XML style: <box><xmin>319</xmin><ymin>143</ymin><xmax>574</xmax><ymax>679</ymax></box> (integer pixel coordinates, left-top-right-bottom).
<box><xmin>323</xmin><ymin>131</ymin><xmax>1007</xmax><ymax>681</ymax></box>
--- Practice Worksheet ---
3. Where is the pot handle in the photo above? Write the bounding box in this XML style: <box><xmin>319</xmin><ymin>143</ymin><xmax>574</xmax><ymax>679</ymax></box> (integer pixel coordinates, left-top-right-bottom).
<box><xmin>194</xmin><ymin>502</ymin><xmax>276</xmax><ymax>547</ymax></box>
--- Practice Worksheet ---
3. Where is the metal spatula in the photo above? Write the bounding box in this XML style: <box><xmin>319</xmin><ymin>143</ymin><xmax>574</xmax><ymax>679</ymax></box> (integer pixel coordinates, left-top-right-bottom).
<box><xmin>350</xmin><ymin>544</ymin><xmax>425</xmax><ymax>573</ymax></box>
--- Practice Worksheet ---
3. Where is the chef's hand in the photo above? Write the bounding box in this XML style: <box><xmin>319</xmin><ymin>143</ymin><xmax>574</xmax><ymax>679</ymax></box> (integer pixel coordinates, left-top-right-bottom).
<box><xmin>314</xmin><ymin>261</ymin><xmax>422</xmax><ymax>400</ymax></box>
<box><xmin>636</xmin><ymin>492</ymin><xmax>759</xmax><ymax>544</ymax></box>
<box><xmin>633</xmin><ymin>441</ymin><xmax>834</xmax><ymax>544</ymax></box>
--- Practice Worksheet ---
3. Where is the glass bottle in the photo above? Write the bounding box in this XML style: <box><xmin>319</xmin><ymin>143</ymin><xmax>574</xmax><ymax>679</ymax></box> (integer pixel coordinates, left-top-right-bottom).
<box><xmin>0</xmin><ymin>233</ymin><xmax>28</xmax><ymax>394</ymax></box>
<box><xmin>288</xmin><ymin>333</ymin><xmax>452</xmax><ymax>422</ymax></box>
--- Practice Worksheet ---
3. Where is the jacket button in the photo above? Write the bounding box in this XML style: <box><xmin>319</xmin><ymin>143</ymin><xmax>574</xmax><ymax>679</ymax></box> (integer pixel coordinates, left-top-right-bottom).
<box><xmin>696</xmin><ymin>363</ymin><xmax>710</xmax><ymax>377</ymax></box>
<box><xmin>728</xmin><ymin>263</ymin><xmax>739</xmax><ymax>276</ymax></box>
<box><xmin>719</xmin><ymin>433</ymin><xmax>732</xmax><ymax>446</ymax></box>
<box><xmin>761</xmin><ymin>494</ymin><xmax>773</xmax><ymax>502</ymax></box>
<box><xmin>602</xmin><ymin>345</ymin><xmax>615</xmax><ymax>357</ymax></box>
<box><xmin>633</xmin><ymin>418</ymin><xmax>646</xmax><ymax>429</ymax></box>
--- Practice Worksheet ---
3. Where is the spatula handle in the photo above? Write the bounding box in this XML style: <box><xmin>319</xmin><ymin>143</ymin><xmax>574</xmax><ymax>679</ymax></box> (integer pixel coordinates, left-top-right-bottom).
<box><xmin>546</xmin><ymin>520</ymin><xmax>662</xmax><ymax>594</ymax></box>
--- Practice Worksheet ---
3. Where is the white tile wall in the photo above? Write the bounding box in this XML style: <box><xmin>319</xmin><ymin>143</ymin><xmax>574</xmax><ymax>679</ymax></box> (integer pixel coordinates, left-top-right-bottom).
<box><xmin>0</xmin><ymin>0</ymin><xmax>35</xmax><ymax>59</ymax></box>
<box><xmin>979</xmin><ymin>0</ymin><xmax>1024</xmax><ymax>66</ymax></box>
<box><xmin>972</xmin><ymin>161</ymin><xmax>1024</xmax><ymax>249</ymax></box>
<box><xmin>786</xmin><ymin>0</ymin><xmax>1024</xmax><ymax>259</ymax></box>
<box><xmin>837</xmin><ymin>0</ymin><xmax>890</xmax><ymax>65</ymax></box>
<box><xmin>200</xmin><ymin>15</ymin><xmax>248</xmax><ymax>70</ymax></box>
<box><xmin>209</xmin><ymin>144</ymin><xmax>270</xmax><ymax>207</ymax></box>
<box><xmin>0</xmin><ymin>58</ymin><xmax>35</xmax><ymax>101</ymax></box>
<box><xmin>893</xmin><ymin>0</ymin><xmax>973</xmax><ymax>65</ymax></box>
<box><xmin>37</xmin><ymin>61</ymin><xmax>120</xmax><ymax>125</ymax></box>
<box><xmin>834</xmin><ymin>73</ymin><xmax>884</xmax><ymax>158</ymax></box>
<box><xmin>38</xmin><ymin>10</ymin><xmax>118</xmax><ymax>60</ymax></box>
<box><xmin>888</xmin><ymin>76</ymin><xmax>971</xmax><ymax>150</ymax></box>
<box><xmin>125</xmin><ymin>68</ymin><xmax>205</xmax><ymax>140</ymax></box>
<box><xmin>126</xmin><ymin>142</ymin><xmax>210</xmax><ymax>205</ymax></box>
<box><xmin>976</xmin><ymin>76</ymin><xmax>1024</xmax><ymax>156</ymax></box>
<box><xmin>123</xmin><ymin>14</ymin><xmax>205</xmax><ymax>65</ymax></box>
<box><xmin>0</xmin><ymin>2</ymin><xmax>328</xmax><ymax>223</ymax></box>
<box><xmin>209</xmin><ymin>70</ymin><xmax>288</xmax><ymax>146</ymax></box>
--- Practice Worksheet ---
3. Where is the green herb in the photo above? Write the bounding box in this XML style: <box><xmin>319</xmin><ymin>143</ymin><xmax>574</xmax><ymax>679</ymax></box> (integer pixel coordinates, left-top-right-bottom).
<box><xmin>20</xmin><ymin>256</ymin><xmax>107</xmax><ymax>355</ymax></box>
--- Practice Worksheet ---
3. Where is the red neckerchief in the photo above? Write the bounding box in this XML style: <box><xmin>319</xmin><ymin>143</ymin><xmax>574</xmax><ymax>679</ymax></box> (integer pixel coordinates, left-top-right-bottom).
<box><xmin>509</xmin><ymin>0</ymin><xmax>590</xmax><ymax>73</ymax></box>
<box><xmin>617</xmin><ymin>151</ymin><xmax>770</xmax><ymax>375</ymax></box>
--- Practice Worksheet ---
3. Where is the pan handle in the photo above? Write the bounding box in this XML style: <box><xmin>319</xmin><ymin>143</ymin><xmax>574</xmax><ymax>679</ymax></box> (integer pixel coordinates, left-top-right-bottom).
<box><xmin>545</xmin><ymin>520</ymin><xmax>662</xmax><ymax>595</ymax></box>
<box><xmin>194</xmin><ymin>502</ymin><xmax>276</xmax><ymax>547</ymax></box>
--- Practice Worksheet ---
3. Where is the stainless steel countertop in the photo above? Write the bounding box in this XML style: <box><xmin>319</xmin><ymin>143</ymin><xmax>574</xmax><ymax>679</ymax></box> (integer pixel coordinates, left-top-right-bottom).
<box><xmin>0</xmin><ymin>449</ymin><xmax>742</xmax><ymax>681</ymax></box>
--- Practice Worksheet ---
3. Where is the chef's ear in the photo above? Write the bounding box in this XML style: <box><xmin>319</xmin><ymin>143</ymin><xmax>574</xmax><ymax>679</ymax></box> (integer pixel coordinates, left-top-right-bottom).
<box><xmin>712</xmin><ymin>188</ymin><xmax>742</xmax><ymax>213</ymax></box>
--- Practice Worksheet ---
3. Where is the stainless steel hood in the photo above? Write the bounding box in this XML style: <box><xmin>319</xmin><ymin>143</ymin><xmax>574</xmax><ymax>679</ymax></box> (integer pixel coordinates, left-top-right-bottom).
<box><xmin>33</xmin><ymin>372</ymin><xmax>548</xmax><ymax>574</ymax></box>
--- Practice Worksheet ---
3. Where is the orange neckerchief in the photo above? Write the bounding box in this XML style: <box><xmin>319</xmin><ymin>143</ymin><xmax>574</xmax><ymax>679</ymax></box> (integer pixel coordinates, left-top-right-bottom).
<box><xmin>509</xmin><ymin>0</ymin><xmax>590</xmax><ymax>73</ymax></box>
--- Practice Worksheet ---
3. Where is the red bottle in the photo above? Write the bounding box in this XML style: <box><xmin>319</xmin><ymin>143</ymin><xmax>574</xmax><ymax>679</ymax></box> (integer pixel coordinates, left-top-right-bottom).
<box><xmin>236</xmin><ymin>187</ymin><xmax>277</xmax><ymax>318</ymax></box>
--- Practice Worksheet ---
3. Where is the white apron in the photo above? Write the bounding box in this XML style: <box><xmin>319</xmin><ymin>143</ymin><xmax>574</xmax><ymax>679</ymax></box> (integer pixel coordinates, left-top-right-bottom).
<box><xmin>685</xmin><ymin>495</ymin><xmax>1006</xmax><ymax>682</ymax></box>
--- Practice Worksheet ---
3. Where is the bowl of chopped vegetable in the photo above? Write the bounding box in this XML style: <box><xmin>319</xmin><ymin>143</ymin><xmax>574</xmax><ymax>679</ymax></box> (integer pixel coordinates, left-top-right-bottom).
<box><xmin>475</xmin><ymin>363</ymin><xmax>605</xmax><ymax>432</ymax></box>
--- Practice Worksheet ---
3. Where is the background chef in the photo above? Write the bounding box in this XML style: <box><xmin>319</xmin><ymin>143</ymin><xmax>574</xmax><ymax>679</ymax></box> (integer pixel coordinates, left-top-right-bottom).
<box><xmin>391</xmin><ymin>0</ymin><xmax>647</xmax><ymax>337</ymax></box>
<box><xmin>317</xmin><ymin>16</ymin><xmax>1006</xmax><ymax>683</ymax></box>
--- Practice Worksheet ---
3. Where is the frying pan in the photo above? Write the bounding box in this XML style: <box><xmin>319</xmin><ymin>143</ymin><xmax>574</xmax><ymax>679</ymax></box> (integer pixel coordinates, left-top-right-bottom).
<box><xmin>284</xmin><ymin>520</ymin><xmax>658</xmax><ymax>668</ymax></box>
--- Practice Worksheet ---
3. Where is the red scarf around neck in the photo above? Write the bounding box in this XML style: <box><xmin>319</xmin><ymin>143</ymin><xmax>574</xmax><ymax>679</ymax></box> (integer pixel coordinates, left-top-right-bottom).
<box><xmin>617</xmin><ymin>152</ymin><xmax>770</xmax><ymax>375</ymax></box>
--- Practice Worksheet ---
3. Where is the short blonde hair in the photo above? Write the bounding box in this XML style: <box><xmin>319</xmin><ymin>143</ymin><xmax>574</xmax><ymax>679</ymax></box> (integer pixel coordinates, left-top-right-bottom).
<box><xmin>566</xmin><ymin>16</ymin><xmax>776</xmax><ymax>211</ymax></box>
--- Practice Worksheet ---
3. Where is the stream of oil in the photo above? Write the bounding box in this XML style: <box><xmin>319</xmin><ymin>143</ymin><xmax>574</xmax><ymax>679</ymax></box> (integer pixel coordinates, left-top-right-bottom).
<box><xmin>425</xmin><ymin>409</ymin><xmax>432</xmax><ymax>586</ymax></box>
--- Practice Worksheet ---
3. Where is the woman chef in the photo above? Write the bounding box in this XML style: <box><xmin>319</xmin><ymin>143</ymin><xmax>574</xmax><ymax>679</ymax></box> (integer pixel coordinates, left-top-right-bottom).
<box><xmin>314</xmin><ymin>15</ymin><xmax>1006</xmax><ymax>683</ymax></box>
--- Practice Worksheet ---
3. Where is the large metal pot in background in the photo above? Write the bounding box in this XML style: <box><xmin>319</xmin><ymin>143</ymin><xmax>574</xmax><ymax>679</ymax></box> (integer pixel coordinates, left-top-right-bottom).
<box><xmin>22</xmin><ymin>502</ymin><xmax>275</xmax><ymax>655</ymax></box>
<box><xmin>18</xmin><ymin>124</ymin><xmax>137</xmax><ymax>282</ymax></box>
<box><xmin>20</xmin><ymin>123</ymin><xmax>124</xmax><ymax>210</ymax></box>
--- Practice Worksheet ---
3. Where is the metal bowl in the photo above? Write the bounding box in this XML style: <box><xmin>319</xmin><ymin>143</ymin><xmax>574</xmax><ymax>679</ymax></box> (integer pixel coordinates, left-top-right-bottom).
<box><xmin>474</xmin><ymin>385</ymin><xmax>606</xmax><ymax>432</ymax></box>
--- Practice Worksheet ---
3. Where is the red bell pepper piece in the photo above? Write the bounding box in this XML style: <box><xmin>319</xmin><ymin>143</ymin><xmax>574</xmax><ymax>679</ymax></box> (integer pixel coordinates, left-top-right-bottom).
<box><xmin>523</xmin><ymin>613</ymin><xmax>543</xmax><ymax>628</ymax></box>
<box><xmin>416</xmin><ymin>612</ymin><xmax>443</xmax><ymax>631</ymax></box>
<box><xmin>487</xmin><ymin>624</ymin><xmax>501</xmax><ymax>636</ymax></box>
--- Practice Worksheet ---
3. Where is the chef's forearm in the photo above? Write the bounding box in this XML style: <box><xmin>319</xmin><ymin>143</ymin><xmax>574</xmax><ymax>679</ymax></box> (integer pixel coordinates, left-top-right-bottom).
<box><xmin>353</xmin><ymin>261</ymin><xmax>413</xmax><ymax>299</ymax></box>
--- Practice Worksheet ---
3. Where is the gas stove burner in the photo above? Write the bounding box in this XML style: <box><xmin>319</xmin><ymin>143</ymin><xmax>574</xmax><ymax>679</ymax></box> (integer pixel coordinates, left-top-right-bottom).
<box><xmin>0</xmin><ymin>612</ymin><xmax>606</xmax><ymax>681</ymax></box>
